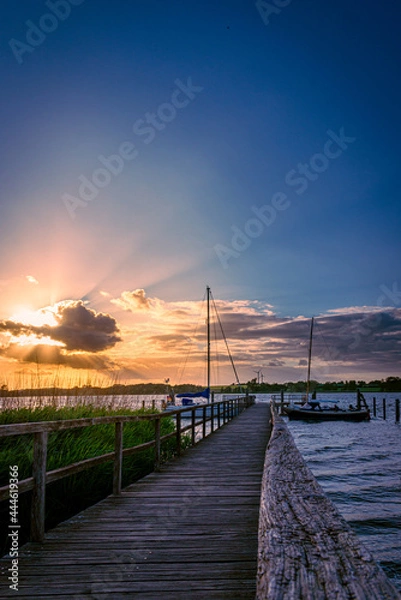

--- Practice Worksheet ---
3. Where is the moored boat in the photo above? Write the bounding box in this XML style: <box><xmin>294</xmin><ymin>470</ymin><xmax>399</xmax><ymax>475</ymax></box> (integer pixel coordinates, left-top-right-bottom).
<box><xmin>163</xmin><ymin>388</ymin><xmax>214</xmax><ymax>418</ymax></box>
<box><xmin>285</xmin><ymin>396</ymin><xmax>370</xmax><ymax>422</ymax></box>
<box><xmin>285</xmin><ymin>318</ymin><xmax>370</xmax><ymax>422</ymax></box>
<box><xmin>163</xmin><ymin>286</ymin><xmax>244</xmax><ymax>419</ymax></box>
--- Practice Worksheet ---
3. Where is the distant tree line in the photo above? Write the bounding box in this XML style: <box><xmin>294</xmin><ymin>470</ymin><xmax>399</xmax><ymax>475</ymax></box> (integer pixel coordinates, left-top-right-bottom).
<box><xmin>221</xmin><ymin>376</ymin><xmax>401</xmax><ymax>394</ymax></box>
<box><xmin>1</xmin><ymin>376</ymin><xmax>401</xmax><ymax>397</ymax></box>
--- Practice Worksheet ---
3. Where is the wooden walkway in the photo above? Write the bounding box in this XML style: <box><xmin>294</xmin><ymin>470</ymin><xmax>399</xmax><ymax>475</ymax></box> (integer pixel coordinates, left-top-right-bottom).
<box><xmin>0</xmin><ymin>403</ymin><xmax>271</xmax><ymax>599</ymax></box>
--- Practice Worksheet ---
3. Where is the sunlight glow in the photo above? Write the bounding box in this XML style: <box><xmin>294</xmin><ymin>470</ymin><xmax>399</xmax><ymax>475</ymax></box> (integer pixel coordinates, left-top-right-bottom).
<box><xmin>10</xmin><ymin>306</ymin><xmax>58</xmax><ymax>327</ymax></box>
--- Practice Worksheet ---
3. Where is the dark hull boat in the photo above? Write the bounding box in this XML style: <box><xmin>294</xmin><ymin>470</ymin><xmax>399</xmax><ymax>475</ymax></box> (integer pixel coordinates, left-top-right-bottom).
<box><xmin>286</xmin><ymin>404</ymin><xmax>370</xmax><ymax>422</ymax></box>
<box><xmin>285</xmin><ymin>318</ymin><xmax>370</xmax><ymax>422</ymax></box>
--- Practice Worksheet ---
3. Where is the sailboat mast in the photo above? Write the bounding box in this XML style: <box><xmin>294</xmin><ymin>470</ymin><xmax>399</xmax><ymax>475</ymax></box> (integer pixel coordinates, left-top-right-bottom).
<box><xmin>206</xmin><ymin>285</ymin><xmax>211</xmax><ymax>396</ymax></box>
<box><xmin>306</xmin><ymin>317</ymin><xmax>314</xmax><ymax>400</ymax></box>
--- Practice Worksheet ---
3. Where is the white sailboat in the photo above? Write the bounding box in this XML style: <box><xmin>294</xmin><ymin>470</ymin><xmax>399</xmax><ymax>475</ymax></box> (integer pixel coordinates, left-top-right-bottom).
<box><xmin>164</xmin><ymin>286</ymin><xmax>242</xmax><ymax>418</ymax></box>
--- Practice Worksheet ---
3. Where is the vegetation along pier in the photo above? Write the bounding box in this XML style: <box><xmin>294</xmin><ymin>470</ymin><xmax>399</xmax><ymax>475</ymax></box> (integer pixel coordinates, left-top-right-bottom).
<box><xmin>1</xmin><ymin>399</ymin><xmax>400</xmax><ymax>598</ymax></box>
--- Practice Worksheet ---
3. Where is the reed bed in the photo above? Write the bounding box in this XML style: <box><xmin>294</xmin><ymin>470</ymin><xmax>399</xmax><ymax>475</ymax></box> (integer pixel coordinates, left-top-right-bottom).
<box><xmin>0</xmin><ymin>404</ymin><xmax>178</xmax><ymax>556</ymax></box>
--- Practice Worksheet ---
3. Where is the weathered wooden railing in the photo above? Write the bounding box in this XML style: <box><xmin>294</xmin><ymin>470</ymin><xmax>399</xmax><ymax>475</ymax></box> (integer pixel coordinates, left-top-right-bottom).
<box><xmin>256</xmin><ymin>400</ymin><xmax>400</xmax><ymax>599</ymax></box>
<box><xmin>0</xmin><ymin>396</ymin><xmax>253</xmax><ymax>544</ymax></box>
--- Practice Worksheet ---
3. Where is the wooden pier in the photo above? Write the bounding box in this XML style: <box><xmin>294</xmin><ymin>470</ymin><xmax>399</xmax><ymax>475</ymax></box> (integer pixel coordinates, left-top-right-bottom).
<box><xmin>0</xmin><ymin>403</ymin><xmax>271</xmax><ymax>599</ymax></box>
<box><xmin>1</xmin><ymin>400</ymin><xmax>400</xmax><ymax>599</ymax></box>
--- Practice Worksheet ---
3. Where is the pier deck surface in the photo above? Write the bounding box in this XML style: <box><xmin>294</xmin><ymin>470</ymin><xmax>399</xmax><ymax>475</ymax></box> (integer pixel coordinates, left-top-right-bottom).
<box><xmin>0</xmin><ymin>403</ymin><xmax>271</xmax><ymax>599</ymax></box>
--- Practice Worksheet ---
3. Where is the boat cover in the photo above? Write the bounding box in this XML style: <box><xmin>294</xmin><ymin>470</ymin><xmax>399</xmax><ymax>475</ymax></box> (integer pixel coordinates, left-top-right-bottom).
<box><xmin>176</xmin><ymin>388</ymin><xmax>210</xmax><ymax>399</ymax></box>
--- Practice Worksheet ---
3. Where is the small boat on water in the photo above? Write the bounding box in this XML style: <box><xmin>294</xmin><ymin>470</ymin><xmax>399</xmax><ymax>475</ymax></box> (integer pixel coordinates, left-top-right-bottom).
<box><xmin>163</xmin><ymin>388</ymin><xmax>213</xmax><ymax>418</ymax></box>
<box><xmin>285</xmin><ymin>395</ymin><xmax>370</xmax><ymax>422</ymax></box>
<box><xmin>163</xmin><ymin>286</ymin><xmax>243</xmax><ymax>419</ymax></box>
<box><xmin>285</xmin><ymin>318</ymin><xmax>370</xmax><ymax>422</ymax></box>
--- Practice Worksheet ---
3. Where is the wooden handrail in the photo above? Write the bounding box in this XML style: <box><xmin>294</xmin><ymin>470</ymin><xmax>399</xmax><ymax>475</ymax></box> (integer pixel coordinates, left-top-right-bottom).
<box><xmin>0</xmin><ymin>396</ymin><xmax>253</xmax><ymax>542</ymax></box>
<box><xmin>256</xmin><ymin>401</ymin><xmax>400</xmax><ymax>599</ymax></box>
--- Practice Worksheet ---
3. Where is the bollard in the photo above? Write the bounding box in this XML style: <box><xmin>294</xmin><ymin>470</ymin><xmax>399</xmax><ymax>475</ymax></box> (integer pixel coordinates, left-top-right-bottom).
<box><xmin>382</xmin><ymin>398</ymin><xmax>386</xmax><ymax>420</ymax></box>
<box><xmin>396</xmin><ymin>399</ymin><xmax>400</xmax><ymax>423</ymax></box>
<box><xmin>373</xmin><ymin>397</ymin><xmax>376</xmax><ymax>417</ymax></box>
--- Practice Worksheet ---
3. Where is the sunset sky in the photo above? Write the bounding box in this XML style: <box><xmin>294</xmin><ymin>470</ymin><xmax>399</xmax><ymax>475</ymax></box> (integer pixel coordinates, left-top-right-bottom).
<box><xmin>1</xmin><ymin>0</ymin><xmax>400</xmax><ymax>388</ymax></box>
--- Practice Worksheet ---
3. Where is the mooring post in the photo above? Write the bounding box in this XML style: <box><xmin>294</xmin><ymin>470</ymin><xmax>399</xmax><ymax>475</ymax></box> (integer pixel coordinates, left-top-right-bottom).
<box><xmin>280</xmin><ymin>389</ymin><xmax>284</xmax><ymax>414</ymax></box>
<box><xmin>113</xmin><ymin>421</ymin><xmax>123</xmax><ymax>495</ymax></box>
<box><xmin>383</xmin><ymin>398</ymin><xmax>387</xmax><ymax>420</ymax></box>
<box><xmin>373</xmin><ymin>397</ymin><xmax>376</xmax><ymax>417</ymax></box>
<box><xmin>395</xmin><ymin>399</ymin><xmax>400</xmax><ymax>423</ymax></box>
<box><xmin>31</xmin><ymin>430</ymin><xmax>48</xmax><ymax>543</ymax></box>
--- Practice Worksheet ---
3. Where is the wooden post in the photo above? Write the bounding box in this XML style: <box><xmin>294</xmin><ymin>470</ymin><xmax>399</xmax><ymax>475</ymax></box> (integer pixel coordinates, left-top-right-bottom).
<box><xmin>211</xmin><ymin>403</ymin><xmax>214</xmax><ymax>433</ymax></box>
<box><xmin>202</xmin><ymin>406</ymin><xmax>206</xmax><ymax>439</ymax></box>
<box><xmin>383</xmin><ymin>398</ymin><xmax>386</xmax><ymax>420</ymax></box>
<box><xmin>191</xmin><ymin>409</ymin><xmax>196</xmax><ymax>445</ymax></box>
<box><xmin>373</xmin><ymin>397</ymin><xmax>376</xmax><ymax>417</ymax></box>
<box><xmin>217</xmin><ymin>402</ymin><xmax>221</xmax><ymax>429</ymax></box>
<box><xmin>280</xmin><ymin>389</ymin><xmax>284</xmax><ymax>414</ymax></box>
<box><xmin>176</xmin><ymin>412</ymin><xmax>181</xmax><ymax>456</ymax></box>
<box><xmin>154</xmin><ymin>418</ymin><xmax>161</xmax><ymax>471</ymax></box>
<box><xmin>142</xmin><ymin>400</ymin><xmax>145</xmax><ymax>409</ymax></box>
<box><xmin>395</xmin><ymin>399</ymin><xmax>400</xmax><ymax>423</ymax></box>
<box><xmin>31</xmin><ymin>430</ymin><xmax>48</xmax><ymax>543</ymax></box>
<box><xmin>113</xmin><ymin>421</ymin><xmax>123</xmax><ymax>495</ymax></box>
<box><xmin>152</xmin><ymin>399</ymin><xmax>155</xmax><ymax>410</ymax></box>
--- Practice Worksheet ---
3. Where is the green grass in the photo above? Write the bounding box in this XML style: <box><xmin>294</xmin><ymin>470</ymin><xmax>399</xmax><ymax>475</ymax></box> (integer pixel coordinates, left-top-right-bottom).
<box><xmin>0</xmin><ymin>404</ymin><xmax>186</xmax><ymax>556</ymax></box>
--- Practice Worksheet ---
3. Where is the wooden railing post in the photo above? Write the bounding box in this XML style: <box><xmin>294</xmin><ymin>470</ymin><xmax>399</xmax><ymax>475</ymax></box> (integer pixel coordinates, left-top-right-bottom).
<box><xmin>202</xmin><ymin>406</ymin><xmax>206</xmax><ymax>439</ymax></box>
<box><xmin>396</xmin><ymin>399</ymin><xmax>400</xmax><ymax>423</ymax></box>
<box><xmin>383</xmin><ymin>398</ymin><xmax>386</xmax><ymax>420</ymax></box>
<box><xmin>211</xmin><ymin>403</ymin><xmax>214</xmax><ymax>433</ymax></box>
<box><xmin>154</xmin><ymin>417</ymin><xmax>161</xmax><ymax>471</ymax></box>
<box><xmin>31</xmin><ymin>430</ymin><xmax>48</xmax><ymax>542</ymax></box>
<box><xmin>176</xmin><ymin>412</ymin><xmax>181</xmax><ymax>456</ymax></box>
<box><xmin>191</xmin><ymin>409</ymin><xmax>196</xmax><ymax>445</ymax></box>
<box><xmin>113</xmin><ymin>422</ymin><xmax>123</xmax><ymax>495</ymax></box>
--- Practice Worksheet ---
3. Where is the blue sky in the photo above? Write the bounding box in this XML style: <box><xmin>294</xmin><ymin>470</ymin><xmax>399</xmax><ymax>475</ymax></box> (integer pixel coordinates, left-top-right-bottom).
<box><xmin>0</xmin><ymin>0</ymin><xmax>400</xmax><ymax>386</ymax></box>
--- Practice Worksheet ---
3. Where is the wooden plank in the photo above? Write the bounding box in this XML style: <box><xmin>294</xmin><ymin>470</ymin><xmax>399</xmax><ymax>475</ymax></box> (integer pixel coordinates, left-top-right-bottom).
<box><xmin>0</xmin><ymin>403</ymin><xmax>271</xmax><ymax>598</ymax></box>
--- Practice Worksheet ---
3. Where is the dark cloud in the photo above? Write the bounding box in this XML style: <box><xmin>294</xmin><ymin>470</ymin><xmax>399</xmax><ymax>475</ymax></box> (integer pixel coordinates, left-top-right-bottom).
<box><xmin>51</xmin><ymin>302</ymin><xmax>121</xmax><ymax>351</ymax></box>
<box><xmin>0</xmin><ymin>343</ymin><xmax>114</xmax><ymax>370</ymax></box>
<box><xmin>0</xmin><ymin>301</ymin><xmax>121</xmax><ymax>353</ymax></box>
<box><xmin>206</xmin><ymin>306</ymin><xmax>401</xmax><ymax>378</ymax></box>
